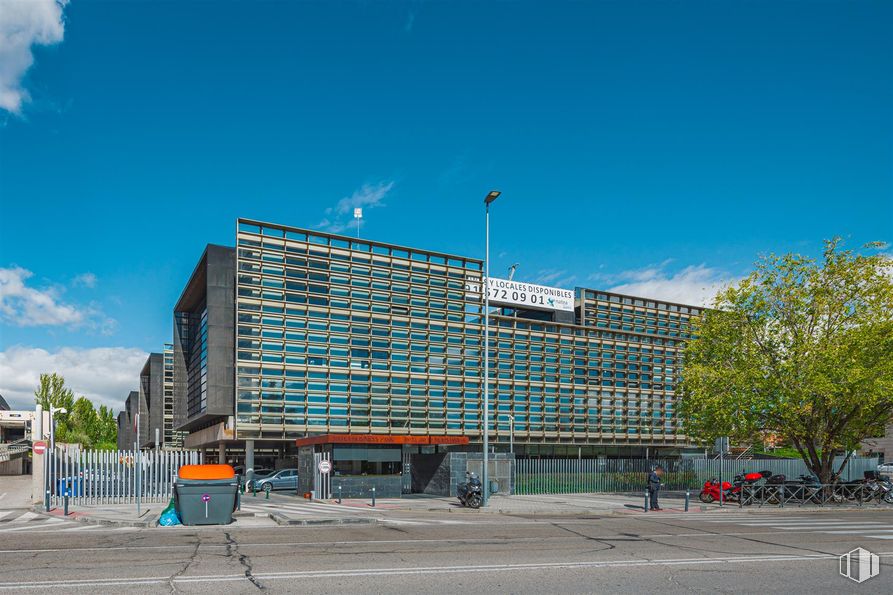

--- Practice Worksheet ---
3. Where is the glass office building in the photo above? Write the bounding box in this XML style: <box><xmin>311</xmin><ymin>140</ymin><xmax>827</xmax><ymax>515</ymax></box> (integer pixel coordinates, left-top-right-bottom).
<box><xmin>225</xmin><ymin>218</ymin><xmax>700</xmax><ymax>456</ymax></box>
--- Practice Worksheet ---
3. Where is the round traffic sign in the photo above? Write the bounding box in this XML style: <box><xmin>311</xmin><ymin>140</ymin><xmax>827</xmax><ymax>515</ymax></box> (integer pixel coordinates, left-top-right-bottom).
<box><xmin>317</xmin><ymin>460</ymin><xmax>332</xmax><ymax>474</ymax></box>
<box><xmin>32</xmin><ymin>441</ymin><xmax>47</xmax><ymax>455</ymax></box>
<box><xmin>201</xmin><ymin>493</ymin><xmax>211</xmax><ymax>503</ymax></box>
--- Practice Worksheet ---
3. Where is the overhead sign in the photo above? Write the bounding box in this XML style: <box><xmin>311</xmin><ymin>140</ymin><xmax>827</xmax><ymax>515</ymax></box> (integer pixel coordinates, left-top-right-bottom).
<box><xmin>467</xmin><ymin>277</ymin><xmax>575</xmax><ymax>312</ymax></box>
<box><xmin>318</xmin><ymin>460</ymin><xmax>332</xmax><ymax>474</ymax></box>
<box><xmin>32</xmin><ymin>441</ymin><xmax>47</xmax><ymax>455</ymax></box>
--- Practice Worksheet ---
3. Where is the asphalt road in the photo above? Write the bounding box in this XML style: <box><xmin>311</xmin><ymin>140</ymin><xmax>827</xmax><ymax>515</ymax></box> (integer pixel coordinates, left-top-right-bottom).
<box><xmin>0</xmin><ymin>508</ymin><xmax>891</xmax><ymax>594</ymax></box>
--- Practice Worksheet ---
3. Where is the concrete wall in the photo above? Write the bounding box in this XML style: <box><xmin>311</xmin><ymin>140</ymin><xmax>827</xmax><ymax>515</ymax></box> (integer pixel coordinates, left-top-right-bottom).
<box><xmin>173</xmin><ymin>245</ymin><xmax>236</xmax><ymax>433</ymax></box>
<box><xmin>0</xmin><ymin>458</ymin><xmax>27</xmax><ymax>475</ymax></box>
<box><xmin>862</xmin><ymin>425</ymin><xmax>893</xmax><ymax>461</ymax></box>
<box><xmin>142</xmin><ymin>353</ymin><xmax>164</xmax><ymax>447</ymax></box>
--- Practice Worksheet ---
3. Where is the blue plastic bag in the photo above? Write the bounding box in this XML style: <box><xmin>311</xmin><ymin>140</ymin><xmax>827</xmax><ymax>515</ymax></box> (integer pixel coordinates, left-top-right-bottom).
<box><xmin>159</xmin><ymin>509</ymin><xmax>181</xmax><ymax>526</ymax></box>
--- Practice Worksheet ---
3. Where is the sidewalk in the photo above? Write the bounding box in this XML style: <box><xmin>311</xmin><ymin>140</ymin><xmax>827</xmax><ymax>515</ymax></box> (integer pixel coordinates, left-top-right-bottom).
<box><xmin>300</xmin><ymin>492</ymin><xmax>695</xmax><ymax>516</ymax></box>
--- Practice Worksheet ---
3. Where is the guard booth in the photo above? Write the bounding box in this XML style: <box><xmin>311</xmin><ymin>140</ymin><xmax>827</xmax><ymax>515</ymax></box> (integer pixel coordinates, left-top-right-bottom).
<box><xmin>295</xmin><ymin>434</ymin><xmax>469</xmax><ymax>499</ymax></box>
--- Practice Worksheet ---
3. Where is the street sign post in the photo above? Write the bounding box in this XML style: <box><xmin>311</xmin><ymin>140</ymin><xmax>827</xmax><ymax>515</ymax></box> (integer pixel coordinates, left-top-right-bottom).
<box><xmin>318</xmin><ymin>460</ymin><xmax>332</xmax><ymax>474</ymax></box>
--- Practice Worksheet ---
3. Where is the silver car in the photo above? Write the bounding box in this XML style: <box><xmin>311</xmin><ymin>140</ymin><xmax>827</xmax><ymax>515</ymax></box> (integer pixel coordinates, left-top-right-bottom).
<box><xmin>256</xmin><ymin>468</ymin><xmax>299</xmax><ymax>494</ymax></box>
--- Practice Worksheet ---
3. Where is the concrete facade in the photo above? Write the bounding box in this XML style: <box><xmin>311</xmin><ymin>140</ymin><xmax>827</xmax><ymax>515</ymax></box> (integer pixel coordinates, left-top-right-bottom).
<box><xmin>141</xmin><ymin>353</ymin><xmax>164</xmax><ymax>447</ymax></box>
<box><xmin>173</xmin><ymin>244</ymin><xmax>236</xmax><ymax>433</ymax></box>
<box><xmin>862</xmin><ymin>425</ymin><xmax>893</xmax><ymax>462</ymax></box>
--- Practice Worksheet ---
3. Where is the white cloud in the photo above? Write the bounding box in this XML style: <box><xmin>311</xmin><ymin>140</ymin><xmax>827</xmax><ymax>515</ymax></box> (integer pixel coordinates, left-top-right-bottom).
<box><xmin>316</xmin><ymin>181</ymin><xmax>394</xmax><ymax>234</ymax></box>
<box><xmin>606</xmin><ymin>263</ymin><xmax>740</xmax><ymax>307</ymax></box>
<box><xmin>532</xmin><ymin>269</ymin><xmax>577</xmax><ymax>288</ymax></box>
<box><xmin>72</xmin><ymin>272</ymin><xmax>97</xmax><ymax>288</ymax></box>
<box><xmin>0</xmin><ymin>266</ymin><xmax>115</xmax><ymax>331</ymax></box>
<box><xmin>0</xmin><ymin>345</ymin><xmax>148</xmax><ymax>412</ymax></box>
<box><xmin>0</xmin><ymin>0</ymin><xmax>68</xmax><ymax>114</ymax></box>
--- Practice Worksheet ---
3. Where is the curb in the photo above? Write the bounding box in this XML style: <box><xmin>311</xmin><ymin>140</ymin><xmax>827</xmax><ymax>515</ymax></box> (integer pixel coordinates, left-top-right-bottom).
<box><xmin>30</xmin><ymin>505</ymin><xmax>160</xmax><ymax>528</ymax></box>
<box><xmin>269</xmin><ymin>512</ymin><xmax>378</xmax><ymax>527</ymax></box>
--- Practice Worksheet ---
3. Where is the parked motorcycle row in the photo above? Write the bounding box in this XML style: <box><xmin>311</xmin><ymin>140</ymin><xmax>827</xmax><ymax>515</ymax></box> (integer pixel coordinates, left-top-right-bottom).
<box><xmin>699</xmin><ymin>469</ymin><xmax>893</xmax><ymax>505</ymax></box>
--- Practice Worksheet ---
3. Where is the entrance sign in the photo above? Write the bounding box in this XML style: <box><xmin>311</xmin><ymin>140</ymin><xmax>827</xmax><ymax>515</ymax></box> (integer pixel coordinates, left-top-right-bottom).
<box><xmin>317</xmin><ymin>460</ymin><xmax>332</xmax><ymax>474</ymax></box>
<box><xmin>467</xmin><ymin>277</ymin><xmax>575</xmax><ymax>312</ymax></box>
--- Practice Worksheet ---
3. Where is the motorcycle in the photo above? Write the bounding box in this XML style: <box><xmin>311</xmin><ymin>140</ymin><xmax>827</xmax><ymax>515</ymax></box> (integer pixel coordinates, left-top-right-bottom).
<box><xmin>699</xmin><ymin>470</ymin><xmax>770</xmax><ymax>504</ymax></box>
<box><xmin>859</xmin><ymin>471</ymin><xmax>893</xmax><ymax>504</ymax></box>
<box><xmin>457</xmin><ymin>471</ymin><xmax>483</xmax><ymax>509</ymax></box>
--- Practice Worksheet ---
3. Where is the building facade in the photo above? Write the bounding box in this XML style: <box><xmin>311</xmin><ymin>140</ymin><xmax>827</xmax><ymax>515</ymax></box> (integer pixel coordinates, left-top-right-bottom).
<box><xmin>170</xmin><ymin>219</ymin><xmax>702</xmax><ymax>481</ymax></box>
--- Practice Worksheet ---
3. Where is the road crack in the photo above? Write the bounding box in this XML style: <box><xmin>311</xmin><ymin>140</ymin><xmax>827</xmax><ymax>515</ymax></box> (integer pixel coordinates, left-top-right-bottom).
<box><xmin>225</xmin><ymin>531</ymin><xmax>266</xmax><ymax>590</ymax></box>
<box><xmin>167</xmin><ymin>535</ymin><xmax>201</xmax><ymax>594</ymax></box>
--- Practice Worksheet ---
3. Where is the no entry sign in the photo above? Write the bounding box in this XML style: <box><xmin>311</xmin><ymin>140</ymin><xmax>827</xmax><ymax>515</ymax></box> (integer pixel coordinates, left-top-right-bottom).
<box><xmin>317</xmin><ymin>460</ymin><xmax>332</xmax><ymax>474</ymax></box>
<box><xmin>32</xmin><ymin>441</ymin><xmax>47</xmax><ymax>455</ymax></box>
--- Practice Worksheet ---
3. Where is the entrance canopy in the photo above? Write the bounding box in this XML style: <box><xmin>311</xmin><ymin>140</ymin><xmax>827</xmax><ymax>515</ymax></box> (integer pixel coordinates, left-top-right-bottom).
<box><xmin>294</xmin><ymin>434</ymin><xmax>469</xmax><ymax>447</ymax></box>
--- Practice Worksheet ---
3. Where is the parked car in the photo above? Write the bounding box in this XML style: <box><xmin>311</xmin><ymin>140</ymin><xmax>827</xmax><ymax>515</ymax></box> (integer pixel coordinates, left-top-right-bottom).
<box><xmin>878</xmin><ymin>462</ymin><xmax>893</xmax><ymax>474</ymax></box>
<box><xmin>242</xmin><ymin>468</ymin><xmax>274</xmax><ymax>490</ymax></box>
<box><xmin>255</xmin><ymin>468</ymin><xmax>299</xmax><ymax>493</ymax></box>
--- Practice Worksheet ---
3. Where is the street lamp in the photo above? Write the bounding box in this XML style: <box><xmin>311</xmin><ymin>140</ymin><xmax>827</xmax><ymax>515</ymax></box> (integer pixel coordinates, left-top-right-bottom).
<box><xmin>508</xmin><ymin>414</ymin><xmax>515</xmax><ymax>456</ymax></box>
<box><xmin>482</xmin><ymin>190</ymin><xmax>500</xmax><ymax>506</ymax></box>
<box><xmin>49</xmin><ymin>406</ymin><xmax>67</xmax><ymax>451</ymax></box>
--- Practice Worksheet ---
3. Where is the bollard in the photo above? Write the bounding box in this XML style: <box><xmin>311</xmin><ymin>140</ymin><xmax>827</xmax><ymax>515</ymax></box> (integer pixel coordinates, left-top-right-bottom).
<box><xmin>371</xmin><ymin>486</ymin><xmax>376</xmax><ymax>508</ymax></box>
<box><xmin>265</xmin><ymin>487</ymin><xmax>270</xmax><ymax>500</ymax></box>
<box><xmin>685</xmin><ymin>490</ymin><xmax>690</xmax><ymax>512</ymax></box>
<box><xmin>644</xmin><ymin>489</ymin><xmax>649</xmax><ymax>512</ymax></box>
<box><xmin>45</xmin><ymin>489</ymin><xmax>50</xmax><ymax>512</ymax></box>
<box><xmin>779</xmin><ymin>485</ymin><xmax>784</xmax><ymax>508</ymax></box>
<box><xmin>253</xmin><ymin>482</ymin><xmax>257</xmax><ymax>497</ymax></box>
<box><xmin>338</xmin><ymin>485</ymin><xmax>342</xmax><ymax>504</ymax></box>
<box><xmin>63</xmin><ymin>493</ymin><xmax>69</xmax><ymax>516</ymax></box>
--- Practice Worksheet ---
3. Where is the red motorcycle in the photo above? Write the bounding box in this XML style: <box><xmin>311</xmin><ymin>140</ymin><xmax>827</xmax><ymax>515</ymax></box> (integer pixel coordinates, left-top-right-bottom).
<box><xmin>699</xmin><ymin>470</ymin><xmax>770</xmax><ymax>503</ymax></box>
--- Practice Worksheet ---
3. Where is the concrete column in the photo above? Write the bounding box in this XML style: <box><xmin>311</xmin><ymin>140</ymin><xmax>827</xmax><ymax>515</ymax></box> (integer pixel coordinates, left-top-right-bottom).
<box><xmin>218</xmin><ymin>442</ymin><xmax>226</xmax><ymax>465</ymax></box>
<box><xmin>32</xmin><ymin>406</ymin><xmax>44</xmax><ymax>504</ymax></box>
<box><xmin>245</xmin><ymin>439</ymin><xmax>255</xmax><ymax>486</ymax></box>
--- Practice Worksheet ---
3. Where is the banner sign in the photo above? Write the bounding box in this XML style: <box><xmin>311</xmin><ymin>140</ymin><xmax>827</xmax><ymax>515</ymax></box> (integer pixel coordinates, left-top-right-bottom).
<box><xmin>467</xmin><ymin>277</ymin><xmax>575</xmax><ymax>312</ymax></box>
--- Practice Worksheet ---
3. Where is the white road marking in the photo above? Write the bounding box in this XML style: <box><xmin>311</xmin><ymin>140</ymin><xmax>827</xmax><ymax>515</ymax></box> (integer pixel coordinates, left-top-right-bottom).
<box><xmin>0</xmin><ymin>511</ymin><xmax>17</xmax><ymax>521</ymax></box>
<box><xmin>1</xmin><ymin>552</ymin><xmax>892</xmax><ymax>589</ymax></box>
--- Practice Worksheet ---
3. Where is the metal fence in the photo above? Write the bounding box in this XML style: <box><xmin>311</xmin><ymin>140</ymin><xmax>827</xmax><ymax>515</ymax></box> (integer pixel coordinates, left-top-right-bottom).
<box><xmin>514</xmin><ymin>456</ymin><xmax>881</xmax><ymax>495</ymax></box>
<box><xmin>47</xmin><ymin>447</ymin><xmax>203</xmax><ymax>506</ymax></box>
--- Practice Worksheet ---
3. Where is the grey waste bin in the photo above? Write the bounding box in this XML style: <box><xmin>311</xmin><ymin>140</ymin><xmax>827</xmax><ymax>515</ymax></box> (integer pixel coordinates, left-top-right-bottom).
<box><xmin>174</xmin><ymin>464</ymin><xmax>239</xmax><ymax>526</ymax></box>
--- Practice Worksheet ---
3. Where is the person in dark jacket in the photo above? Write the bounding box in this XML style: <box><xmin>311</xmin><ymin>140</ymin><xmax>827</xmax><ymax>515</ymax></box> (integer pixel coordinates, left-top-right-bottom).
<box><xmin>648</xmin><ymin>466</ymin><xmax>665</xmax><ymax>511</ymax></box>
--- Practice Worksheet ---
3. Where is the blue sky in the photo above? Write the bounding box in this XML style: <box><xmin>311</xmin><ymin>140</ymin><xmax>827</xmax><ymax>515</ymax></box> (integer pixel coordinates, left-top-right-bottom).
<box><xmin>0</xmin><ymin>0</ymin><xmax>891</xmax><ymax>410</ymax></box>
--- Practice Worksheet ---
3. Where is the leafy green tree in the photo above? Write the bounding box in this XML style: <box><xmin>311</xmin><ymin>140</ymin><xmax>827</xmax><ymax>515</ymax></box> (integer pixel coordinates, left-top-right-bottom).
<box><xmin>34</xmin><ymin>373</ymin><xmax>75</xmax><ymax>440</ymax></box>
<box><xmin>33</xmin><ymin>374</ymin><xmax>118</xmax><ymax>449</ymax></box>
<box><xmin>70</xmin><ymin>396</ymin><xmax>99</xmax><ymax>443</ymax></box>
<box><xmin>679</xmin><ymin>239</ymin><xmax>893</xmax><ymax>484</ymax></box>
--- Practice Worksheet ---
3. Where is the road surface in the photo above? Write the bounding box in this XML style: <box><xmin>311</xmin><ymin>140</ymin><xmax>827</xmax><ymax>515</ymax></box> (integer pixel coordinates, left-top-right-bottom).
<box><xmin>0</xmin><ymin>506</ymin><xmax>890</xmax><ymax>593</ymax></box>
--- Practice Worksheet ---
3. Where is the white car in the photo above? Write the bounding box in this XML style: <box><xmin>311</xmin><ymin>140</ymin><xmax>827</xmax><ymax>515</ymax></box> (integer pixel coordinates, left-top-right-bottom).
<box><xmin>877</xmin><ymin>462</ymin><xmax>893</xmax><ymax>474</ymax></box>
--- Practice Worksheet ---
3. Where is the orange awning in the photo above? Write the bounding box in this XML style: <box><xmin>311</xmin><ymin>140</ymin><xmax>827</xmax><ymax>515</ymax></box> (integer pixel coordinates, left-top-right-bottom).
<box><xmin>294</xmin><ymin>434</ymin><xmax>470</xmax><ymax>447</ymax></box>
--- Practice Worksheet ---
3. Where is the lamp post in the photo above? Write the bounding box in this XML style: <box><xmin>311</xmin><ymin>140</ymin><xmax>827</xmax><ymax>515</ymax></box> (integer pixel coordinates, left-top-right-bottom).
<box><xmin>482</xmin><ymin>190</ymin><xmax>500</xmax><ymax>507</ymax></box>
<box><xmin>508</xmin><ymin>414</ymin><xmax>515</xmax><ymax>456</ymax></box>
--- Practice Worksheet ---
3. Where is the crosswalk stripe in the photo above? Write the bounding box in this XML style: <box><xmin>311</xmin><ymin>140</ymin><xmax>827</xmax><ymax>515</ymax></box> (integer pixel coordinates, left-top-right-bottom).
<box><xmin>821</xmin><ymin>529</ymin><xmax>893</xmax><ymax>534</ymax></box>
<box><xmin>0</xmin><ymin>511</ymin><xmax>17</xmax><ymax>521</ymax></box>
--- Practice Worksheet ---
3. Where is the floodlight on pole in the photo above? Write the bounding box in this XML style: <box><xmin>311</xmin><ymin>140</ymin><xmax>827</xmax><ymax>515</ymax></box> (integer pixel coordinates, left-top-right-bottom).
<box><xmin>482</xmin><ymin>189</ymin><xmax>500</xmax><ymax>507</ymax></box>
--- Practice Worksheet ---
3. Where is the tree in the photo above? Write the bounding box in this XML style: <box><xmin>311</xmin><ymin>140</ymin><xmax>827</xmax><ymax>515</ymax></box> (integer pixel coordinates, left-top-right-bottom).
<box><xmin>33</xmin><ymin>373</ymin><xmax>118</xmax><ymax>449</ymax></box>
<box><xmin>678</xmin><ymin>239</ymin><xmax>893</xmax><ymax>484</ymax></box>
<box><xmin>34</xmin><ymin>373</ymin><xmax>75</xmax><ymax>440</ymax></box>
<box><xmin>70</xmin><ymin>397</ymin><xmax>99</xmax><ymax>443</ymax></box>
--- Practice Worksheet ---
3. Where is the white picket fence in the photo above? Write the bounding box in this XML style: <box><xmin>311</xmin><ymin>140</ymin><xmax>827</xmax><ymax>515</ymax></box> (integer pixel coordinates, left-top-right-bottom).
<box><xmin>48</xmin><ymin>447</ymin><xmax>203</xmax><ymax>505</ymax></box>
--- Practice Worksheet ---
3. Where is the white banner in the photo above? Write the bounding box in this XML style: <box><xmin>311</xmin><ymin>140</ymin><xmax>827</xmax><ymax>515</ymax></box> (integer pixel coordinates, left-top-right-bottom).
<box><xmin>466</xmin><ymin>277</ymin><xmax>575</xmax><ymax>312</ymax></box>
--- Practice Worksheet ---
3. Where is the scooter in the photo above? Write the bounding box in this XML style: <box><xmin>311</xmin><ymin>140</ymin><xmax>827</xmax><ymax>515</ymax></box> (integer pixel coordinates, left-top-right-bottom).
<box><xmin>699</xmin><ymin>470</ymin><xmax>769</xmax><ymax>503</ymax></box>
<box><xmin>457</xmin><ymin>471</ymin><xmax>483</xmax><ymax>509</ymax></box>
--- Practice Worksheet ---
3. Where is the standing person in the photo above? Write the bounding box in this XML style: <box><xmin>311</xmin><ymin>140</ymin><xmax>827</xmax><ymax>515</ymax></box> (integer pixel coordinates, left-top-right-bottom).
<box><xmin>648</xmin><ymin>465</ymin><xmax>665</xmax><ymax>511</ymax></box>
